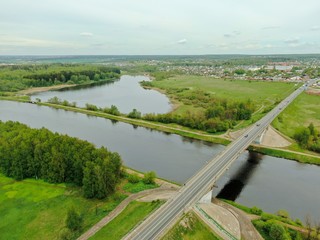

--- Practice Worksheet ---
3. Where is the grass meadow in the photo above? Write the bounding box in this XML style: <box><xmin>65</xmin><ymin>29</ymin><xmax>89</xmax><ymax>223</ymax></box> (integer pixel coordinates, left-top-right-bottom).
<box><xmin>90</xmin><ymin>200</ymin><xmax>162</xmax><ymax>240</ymax></box>
<box><xmin>273</xmin><ymin>92</ymin><xmax>320</xmax><ymax>137</ymax></box>
<box><xmin>152</xmin><ymin>75</ymin><xmax>298</xmax><ymax>111</ymax></box>
<box><xmin>0</xmin><ymin>173</ymin><xmax>159</xmax><ymax>240</ymax></box>
<box><xmin>162</xmin><ymin>212</ymin><xmax>221</xmax><ymax>240</ymax></box>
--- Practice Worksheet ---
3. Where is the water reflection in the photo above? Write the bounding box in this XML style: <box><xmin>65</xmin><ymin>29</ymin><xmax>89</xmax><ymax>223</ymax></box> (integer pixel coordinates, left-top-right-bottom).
<box><xmin>110</xmin><ymin>119</ymin><xmax>118</xmax><ymax>125</ymax></box>
<box><xmin>216</xmin><ymin>152</ymin><xmax>263</xmax><ymax>201</ymax></box>
<box><xmin>58</xmin><ymin>79</ymin><xmax>119</xmax><ymax>91</ymax></box>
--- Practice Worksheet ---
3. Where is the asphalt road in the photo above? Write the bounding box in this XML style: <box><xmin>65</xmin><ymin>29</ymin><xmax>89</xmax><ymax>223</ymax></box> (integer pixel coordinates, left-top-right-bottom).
<box><xmin>124</xmin><ymin>80</ymin><xmax>316</xmax><ymax>240</ymax></box>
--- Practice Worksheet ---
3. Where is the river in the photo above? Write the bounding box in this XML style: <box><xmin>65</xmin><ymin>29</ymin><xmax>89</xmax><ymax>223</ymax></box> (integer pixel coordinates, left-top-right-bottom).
<box><xmin>1</xmin><ymin>76</ymin><xmax>320</xmax><ymax>221</ymax></box>
<box><xmin>31</xmin><ymin>75</ymin><xmax>171</xmax><ymax>114</ymax></box>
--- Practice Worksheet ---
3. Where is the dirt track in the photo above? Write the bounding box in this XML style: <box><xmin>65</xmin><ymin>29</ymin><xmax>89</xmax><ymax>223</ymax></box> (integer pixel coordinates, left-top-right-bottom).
<box><xmin>77</xmin><ymin>185</ymin><xmax>178</xmax><ymax>240</ymax></box>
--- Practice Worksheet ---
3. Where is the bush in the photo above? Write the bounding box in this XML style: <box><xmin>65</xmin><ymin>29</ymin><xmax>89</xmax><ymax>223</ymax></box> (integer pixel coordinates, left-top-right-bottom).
<box><xmin>102</xmin><ymin>105</ymin><xmax>120</xmax><ymax>116</ymax></box>
<box><xmin>85</xmin><ymin>103</ymin><xmax>98</xmax><ymax>111</ymax></box>
<box><xmin>294</xmin><ymin>219</ymin><xmax>303</xmax><ymax>227</ymax></box>
<box><xmin>251</xmin><ymin>206</ymin><xmax>263</xmax><ymax>215</ymax></box>
<box><xmin>261</xmin><ymin>212</ymin><xmax>274</xmax><ymax>221</ymax></box>
<box><xmin>66</xmin><ymin>208</ymin><xmax>83</xmax><ymax>232</ymax></box>
<box><xmin>143</xmin><ymin>171</ymin><xmax>156</xmax><ymax>184</ymax></box>
<box><xmin>277</xmin><ymin>209</ymin><xmax>290</xmax><ymax>219</ymax></box>
<box><xmin>127</xmin><ymin>109</ymin><xmax>141</xmax><ymax>119</ymax></box>
<box><xmin>59</xmin><ymin>228</ymin><xmax>75</xmax><ymax>240</ymax></box>
<box><xmin>127</xmin><ymin>174</ymin><xmax>140</xmax><ymax>184</ymax></box>
<box><xmin>109</xmin><ymin>105</ymin><xmax>120</xmax><ymax>115</ymax></box>
<box><xmin>269</xmin><ymin>223</ymin><xmax>290</xmax><ymax>240</ymax></box>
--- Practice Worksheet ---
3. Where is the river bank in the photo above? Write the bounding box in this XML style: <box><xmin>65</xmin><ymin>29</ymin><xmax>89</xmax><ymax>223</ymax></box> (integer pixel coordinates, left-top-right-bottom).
<box><xmin>1</xmin><ymin>95</ymin><xmax>319</xmax><ymax>166</ymax></box>
<box><xmin>2</xmin><ymin>99</ymin><xmax>320</xmax><ymax>220</ymax></box>
<box><xmin>17</xmin><ymin>84</ymin><xmax>76</xmax><ymax>95</ymax></box>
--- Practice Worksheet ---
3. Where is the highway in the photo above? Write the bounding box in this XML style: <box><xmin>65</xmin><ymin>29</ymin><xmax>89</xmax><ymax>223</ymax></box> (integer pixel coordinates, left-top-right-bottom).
<box><xmin>123</xmin><ymin>80</ymin><xmax>316</xmax><ymax>240</ymax></box>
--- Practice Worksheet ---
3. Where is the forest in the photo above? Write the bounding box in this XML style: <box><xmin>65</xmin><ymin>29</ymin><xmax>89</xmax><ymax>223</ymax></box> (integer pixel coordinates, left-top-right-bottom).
<box><xmin>0</xmin><ymin>64</ymin><xmax>120</xmax><ymax>92</ymax></box>
<box><xmin>0</xmin><ymin>121</ymin><xmax>122</xmax><ymax>199</ymax></box>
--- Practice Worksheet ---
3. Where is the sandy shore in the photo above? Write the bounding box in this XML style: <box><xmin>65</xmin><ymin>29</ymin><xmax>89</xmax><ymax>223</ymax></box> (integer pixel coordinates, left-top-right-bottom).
<box><xmin>260</xmin><ymin>126</ymin><xmax>291</xmax><ymax>147</ymax></box>
<box><xmin>18</xmin><ymin>84</ymin><xmax>76</xmax><ymax>95</ymax></box>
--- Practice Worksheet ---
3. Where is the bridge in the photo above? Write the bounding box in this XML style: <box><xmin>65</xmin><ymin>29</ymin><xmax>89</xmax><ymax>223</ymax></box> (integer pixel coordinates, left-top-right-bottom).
<box><xmin>124</xmin><ymin>80</ymin><xmax>316</xmax><ymax>240</ymax></box>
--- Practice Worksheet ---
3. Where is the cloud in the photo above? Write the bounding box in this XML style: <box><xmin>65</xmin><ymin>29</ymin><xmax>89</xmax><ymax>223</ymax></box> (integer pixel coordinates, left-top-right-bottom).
<box><xmin>218</xmin><ymin>43</ymin><xmax>229</xmax><ymax>49</ymax></box>
<box><xmin>223</xmin><ymin>31</ymin><xmax>240</xmax><ymax>38</ymax></box>
<box><xmin>0</xmin><ymin>36</ymin><xmax>76</xmax><ymax>48</ymax></box>
<box><xmin>1</xmin><ymin>1</ymin><xmax>319</xmax><ymax>54</ymax></box>
<box><xmin>261</xmin><ymin>26</ymin><xmax>280</xmax><ymax>30</ymax></box>
<box><xmin>284</xmin><ymin>37</ymin><xmax>300</xmax><ymax>44</ymax></box>
<box><xmin>177</xmin><ymin>39</ymin><xmax>187</xmax><ymax>44</ymax></box>
<box><xmin>310</xmin><ymin>26</ymin><xmax>320</xmax><ymax>31</ymax></box>
<box><xmin>91</xmin><ymin>43</ymin><xmax>105</xmax><ymax>47</ymax></box>
<box><xmin>80</xmin><ymin>32</ymin><xmax>93</xmax><ymax>37</ymax></box>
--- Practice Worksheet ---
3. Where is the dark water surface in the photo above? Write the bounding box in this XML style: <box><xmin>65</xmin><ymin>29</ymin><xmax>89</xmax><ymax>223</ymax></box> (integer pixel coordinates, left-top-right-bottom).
<box><xmin>1</xmin><ymin>100</ymin><xmax>319</xmax><ymax>221</ymax></box>
<box><xmin>212</xmin><ymin>151</ymin><xmax>320</xmax><ymax>221</ymax></box>
<box><xmin>31</xmin><ymin>75</ymin><xmax>171</xmax><ymax>114</ymax></box>
<box><xmin>0</xmin><ymin>101</ymin><xmax>222</xmax><ymax>183</ymax></box>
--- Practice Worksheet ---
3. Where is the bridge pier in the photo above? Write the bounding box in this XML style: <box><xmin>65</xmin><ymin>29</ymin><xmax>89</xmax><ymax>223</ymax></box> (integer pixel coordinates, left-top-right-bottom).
<box><xmin>253</xmin><ymin>127</ymin><xmax>267</xmax><ymax>144</ymax></box>
<box><xmin>198</xmin><ymin>190</ymin><xmax>213</xmax><ymax>204</ymax></box>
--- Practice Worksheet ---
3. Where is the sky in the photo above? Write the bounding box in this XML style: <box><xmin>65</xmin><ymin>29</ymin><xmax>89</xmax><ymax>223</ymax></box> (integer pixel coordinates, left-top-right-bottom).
<box><xmin>0</xmin><ymin>0</ymin><xmax>319</xmax><ymax>55</ymax></box>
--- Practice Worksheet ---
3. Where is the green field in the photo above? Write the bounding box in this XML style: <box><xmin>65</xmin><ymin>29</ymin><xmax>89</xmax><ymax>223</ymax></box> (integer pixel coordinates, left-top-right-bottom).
<box><xmin>162</xmin><ymin>212</ymin><xmax>221</xmax><ymax>240</ymax></box>
<box><xmin>273</xmin><ymin>92</ymin><xmax>320</xmax><ymax>137</ymax></box>
<box><xmin>152</xmin><ymin>75</ymin><xmax>298</xmax><ymax>111</ymax></box>
<box><xmin>90</xmin><ymin>201</ymin><xmax>162</xmax><ymax>240</ymax></box>
<box><xmin>0</xmin><ymin>174</ymin><xmax>160</xmax><ymax>240</ymax></box>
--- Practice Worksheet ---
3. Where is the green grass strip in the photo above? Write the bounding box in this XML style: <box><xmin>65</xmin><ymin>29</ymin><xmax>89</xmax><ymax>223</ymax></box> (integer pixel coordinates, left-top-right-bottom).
<box><xmin>249</xmin><ymin>146</ymin><xmax>320</xmax><ymax>165</ymax></box>
<box><xmin>90</xmin><ymin>201</ymin><xmax>162</xmax><ymax>240</ymax></box>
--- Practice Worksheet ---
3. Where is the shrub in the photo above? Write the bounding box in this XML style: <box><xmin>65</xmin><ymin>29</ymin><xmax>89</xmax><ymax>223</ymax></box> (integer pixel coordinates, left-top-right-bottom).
<box><xmin>59</xmin><ymin>228</ymin><xmax>75</xmax><ymax>240</ymax></box>
<box><xmin>127</xmin><ymin>109</ymin><xmax>141</xmax><ymax>119</ymax></box>
<box><xmin>66</xmin><ymin>208</ymin><xmax>83</xmax><ymax>232</ymax></box>
<box><xmin>294</xmin><ymin>219</ymin><xmax>303</xmax><ymax>227</ymax></box>
<box><xmin>85</xmin><ymin>103</ymin><xmax>98</xmax><ymax>111</ymax></box>
<box><xmin>269</xmin><ymin>223</ymin><xmax>290</xmax><ymax>240</ymax></box>
<box><xmin>127</xmin><ymin>174</ymin><xmax>140</xmax><ymax>184</ymax></box>
<box><xmin>251</xmin><ymin>206</ymin><xmax>263</xmax><ymax>215</ymax></box>
<box><xmin>143</xmin><ymin>171</ymin><xmax>156</xmax><ymax>184</ymax></box>
<box><xmin>277</xmin><ymin>209</ymin><xmax>290</xmax><ymax>219</ymax></box>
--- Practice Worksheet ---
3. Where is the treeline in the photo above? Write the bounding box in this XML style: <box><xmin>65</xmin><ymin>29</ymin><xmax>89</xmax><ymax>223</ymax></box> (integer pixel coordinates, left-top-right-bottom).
<box><xmin>0</xmin><ymin>64</ymin><xmax>120</xmax><ymax>92</ymax></box>
<box><xmin>47</xmin><ymin>96</ymin><xmax>76</xmax><ymax>107</ymax></box>
<box><xmin>95</xmin><ymin>93</ymin><xmax>253</xmax><ymax>133</ymax></box>
<box><xmin>143</xmin><ymin>89</ymin><xmax>254</xmax><ymax>133</ymax></box>
<box><xmin>0</xmin><ymin>121</ymin><xmax>122</xmax><ymax>199</ymax></box>
<box><xmin>24</xmin><ymin>66</ymin><xmax>120</xmax><ymax>86</ymax></box>
<box><xmin>84</xmin><ymin>96</ymin><xmax>253</xmax><ymax>134</ymax></box>
<box><xmin>46</xmin><ymin>92</ymin><xmax>253</xmax><ymax>133</ymax></box>
<box><xmin>294</xmin><ymin>123</ymin><xmax>320</xmax><ymax>153</ymax></box>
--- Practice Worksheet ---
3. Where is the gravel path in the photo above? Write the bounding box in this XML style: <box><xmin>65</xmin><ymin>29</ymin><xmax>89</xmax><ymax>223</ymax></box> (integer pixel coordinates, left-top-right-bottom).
<box><xmin>77</xmin><ymin>185</ymin><xmax>178</xmax><ymax>240</ymax></box>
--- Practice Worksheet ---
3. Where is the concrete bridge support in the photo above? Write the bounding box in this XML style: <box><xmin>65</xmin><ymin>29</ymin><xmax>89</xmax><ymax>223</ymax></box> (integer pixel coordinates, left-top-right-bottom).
<box><xmin>198</xmin><ymin>190</ymin><xmax>213</xmax><ymax>204</ymax></box>
<box><xmin>253</xmin><ymin>127</ymin><xmax>267</xmax><ymax>144</ymax></box>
